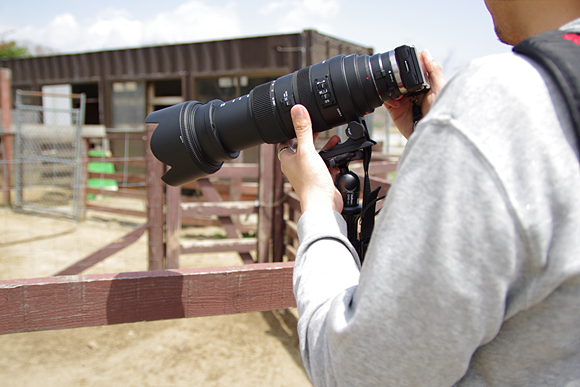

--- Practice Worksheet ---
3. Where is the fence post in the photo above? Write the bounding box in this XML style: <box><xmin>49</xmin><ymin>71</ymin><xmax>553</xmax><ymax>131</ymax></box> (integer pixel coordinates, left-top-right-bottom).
<box><xmin>257</xmin><ymin>143</ymin><xmax>276</xmax><ymax>263</ymax></box>
<box><xmin>77</xmin><ymin>137</ymin><xmax>89</xmax><ymax>221</ymax></box>
<box><xmin>146</xmin><ymin>123</ymin><xmax>165</xmax><ymax>271</ymax></box>
<box><xmin>165</xmin><ymin>181</ymin><xmax>181</xmax><ymax>269</ymax></box>
<box><xmin>272</xmin><ymin>157</ymin><xmax>286</xmax><ymax>262</ymax></box>
<box><xmin>0</xmin><ymin>68</ymin><xmax>12</xmax><ymax>207</ymax></box>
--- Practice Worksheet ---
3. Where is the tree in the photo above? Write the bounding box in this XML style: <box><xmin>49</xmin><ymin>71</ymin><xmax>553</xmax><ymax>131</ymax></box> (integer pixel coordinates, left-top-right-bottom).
<box><xmin>0</xmin><ymin>40</ymin><xmax>31</xmax><ymax>60</ymax></box>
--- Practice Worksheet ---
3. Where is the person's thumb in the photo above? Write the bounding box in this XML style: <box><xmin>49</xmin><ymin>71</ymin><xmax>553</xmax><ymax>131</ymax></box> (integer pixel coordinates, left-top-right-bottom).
<box><xmin>291</xmin><ymin>105</ymin><xmax>315</xmax><ymax>151</ymax></box>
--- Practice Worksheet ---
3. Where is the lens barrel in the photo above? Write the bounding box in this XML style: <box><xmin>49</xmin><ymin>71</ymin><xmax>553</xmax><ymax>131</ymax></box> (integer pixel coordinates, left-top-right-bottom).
<box><xmin>146</xmin><ymin>45</ymin><xmax>429</xmax><ymax>186</ymax></box>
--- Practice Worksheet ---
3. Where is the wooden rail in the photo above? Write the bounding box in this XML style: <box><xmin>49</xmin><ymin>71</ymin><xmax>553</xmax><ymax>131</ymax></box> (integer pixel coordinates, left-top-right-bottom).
<box><xmin>0</xmin><ymin>262</ymin><xmax>295</xmax><ymax>335</ymax></box>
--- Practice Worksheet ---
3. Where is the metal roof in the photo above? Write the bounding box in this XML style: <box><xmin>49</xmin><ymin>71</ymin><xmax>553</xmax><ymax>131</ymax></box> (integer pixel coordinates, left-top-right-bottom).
<box><xmin>1</xmin><ymin>30</ymin><xmax>373</xmax><ymax>88</ymax></box>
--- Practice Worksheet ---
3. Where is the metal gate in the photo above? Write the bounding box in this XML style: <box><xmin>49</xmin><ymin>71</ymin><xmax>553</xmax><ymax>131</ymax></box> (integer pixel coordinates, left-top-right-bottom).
<box><xmin>14</xmin><ymin>90</ymin><xmax>86</xmax><ymax>219</ymax></box>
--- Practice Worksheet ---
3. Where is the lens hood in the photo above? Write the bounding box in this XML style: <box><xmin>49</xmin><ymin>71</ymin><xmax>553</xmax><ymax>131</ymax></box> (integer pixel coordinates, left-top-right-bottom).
<box><xmin>146</xmin><ymin>102</ymin><xmax>222</xmax><ymax>185</ymax></box>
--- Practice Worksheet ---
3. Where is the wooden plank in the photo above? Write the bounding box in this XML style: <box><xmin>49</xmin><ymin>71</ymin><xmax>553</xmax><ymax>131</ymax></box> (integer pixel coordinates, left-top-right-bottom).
<box><xmin>180</xmin><ymin>238</ymin><xmax>257</xmax><ymax>254</ymax></box>
<box><xmin>272</xmin><ymin>159</ymin><xmax>286</xmax><ymax>262</ymax></box>
<box><xmin>77</xmin><ymin>138</ymin><xmax>89</xmax><ymax>221</ymax></box>
<box><xmin>209</xmin><ymin>182</ymin><xmax>258</xmax><ymax>200</ymax></box>
<box><xmin>1</xmin><ymin>69</ymin><xmax>12</xmax><ymax>207</ymax></box>
<box><xmin>257</xmin><ymin>143</ymin><xmax>275</xmax><ymax>263</ymax></box>
<box><xmin>166</xmin><ymin>183</ymin><xmax>181</xmax><ymax>270</ymax></box>
<box><xmin>212</xmin><ymin>163</ymin><xmax>259</xmax><ymax>179</ymax></box>
<box><xmin>86</xmin><ymin>188</ymin><xmax>146</xmax><ymax>200</ymax></box>
<box><xmin>198</xmin><ymin>179</ymin><xmax>240</xmax><ymax>237</ymax></box>
<box><xmin>55</xmin><ymin>224</ymin><xmax>148</xmax><ymax>276</ymax></box>
<box><xmin>182</xmin><ymin>181</ymin><xmax>259</xmax><ymax>199</ymax></box>
<box><xmin>181</xmin><ymin>216</ymin><xmax>221</xmax><ymax>227</ymax></box>
<box><xmin>181</xmin><ymin>201</ymin><xmax>258</xmax><ymax>217</ymax></box>
<box><xmin>85</xmin><ymin>204</ymin><xmax>146</xmax><ymax>218</ymax></box>
<box><xmin>285</xmin><ymin>220</ymin><xmax>298</xmax><ymax>241</ymax></box>
<box><xmin>0</xmin><ymin>262</ymin><xmax>296</xmax><ymax>335</ymax></box>
<box><xmin>198</xmin><ymin>178</ymin><xmax>254</xmax><ymax>264</ymax></box>
<box><xmin>146</xmin><ymin>123</ymin><xmax>165</xmax><ymax>271</ymax></box>
<box><xmin>285</xmin><ymin>244</ymin><xmax>297</xmax><ymax>261</ymax></box>
<box><xmin>286</xmin><ymin>191</ymin><xmax>301</xmax><ymax>212</ymax></box>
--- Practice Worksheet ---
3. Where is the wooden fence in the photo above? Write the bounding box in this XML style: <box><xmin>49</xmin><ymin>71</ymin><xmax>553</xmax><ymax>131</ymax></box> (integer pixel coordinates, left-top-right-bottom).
<box><xmin>0</xmin><ymin>76</ymin><xmax>398</xmax><ymax>335</ymax></box>
<box><xmin>0</xmin><ymin>143</ymin><xmax>396</xmax><ymax>336</ymax></box>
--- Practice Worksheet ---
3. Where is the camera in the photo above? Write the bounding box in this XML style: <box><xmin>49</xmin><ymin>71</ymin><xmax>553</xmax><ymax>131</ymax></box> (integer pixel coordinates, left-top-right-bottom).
<box><xmin>146</xmin><ymin>45</ymin><xmax>430</xmax><ymax>186</ymax></box>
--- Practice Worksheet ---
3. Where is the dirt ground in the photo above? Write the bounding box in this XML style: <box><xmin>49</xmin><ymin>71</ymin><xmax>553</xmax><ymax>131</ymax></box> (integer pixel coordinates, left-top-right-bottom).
<box><xmin>0</xmin><ymin>198</ymin><xmax>311</xmax><ymax>387</ymax></box>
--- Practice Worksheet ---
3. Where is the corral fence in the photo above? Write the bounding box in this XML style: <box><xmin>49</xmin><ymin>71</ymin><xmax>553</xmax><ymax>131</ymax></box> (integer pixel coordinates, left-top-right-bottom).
<box><xmin>0</xmin><ymin>73</ymin><xmax>399</xmax><ymax>335</ymax></box>
<box><xmin>12</xmin><ymin>90</ymin><xmax>86</xmax><ymax>219</ymax></box>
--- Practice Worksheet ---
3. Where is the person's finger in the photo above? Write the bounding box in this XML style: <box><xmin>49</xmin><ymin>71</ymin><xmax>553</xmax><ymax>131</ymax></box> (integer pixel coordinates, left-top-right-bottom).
<box><xmin>277</xmin><ymin>140</ymin><xmax>292</xmax><ymax>151</ymax></box>
<box><xmin>422</xmin><ymin>49</ymin><xmax>446</xmax><ymax>93</ymax></box>
<box><xmin>291</xmin><ymin>105</ymin><xmax>315</xmax><ymax>153</ymax></box>
<box><xmin>383</xmin><ymin>94</ymin><xmax>404</xmax><ymax>109</ymax></box>
<box><xmin>321</xmin><ymin>135</ymin><xmax>341</xmax><ymax>152</ymax></box>
<box><xmin>277</xmin><ymin>140</ymin><xmax>295</xmax><ymax>163</ymax></box>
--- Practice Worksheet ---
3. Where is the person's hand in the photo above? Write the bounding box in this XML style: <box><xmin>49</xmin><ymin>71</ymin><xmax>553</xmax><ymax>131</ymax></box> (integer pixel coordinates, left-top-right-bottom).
<box><xmin>384</xmin><ymin>49</ymin><xmax>446</xmax><ymax>139</ymax></box>
<box><xmin>278</xmin><ymin>105</ymin><xmax>343</xmax><ymax>214</ymax></box>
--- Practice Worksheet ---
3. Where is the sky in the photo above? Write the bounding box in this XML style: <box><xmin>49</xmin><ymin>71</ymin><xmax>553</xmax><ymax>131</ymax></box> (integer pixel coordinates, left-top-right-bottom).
<box><xmin>0</xmin><ymin>0</ymin><xmax>512</xmax><ymax>77</ymax></box>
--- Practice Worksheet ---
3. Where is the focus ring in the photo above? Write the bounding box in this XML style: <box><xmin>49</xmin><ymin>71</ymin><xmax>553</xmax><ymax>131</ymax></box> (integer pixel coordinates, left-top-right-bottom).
<box><xmin>295</xmin><ymin>67</ymin><xmax>328</xmax><ymax>132</ymax></box>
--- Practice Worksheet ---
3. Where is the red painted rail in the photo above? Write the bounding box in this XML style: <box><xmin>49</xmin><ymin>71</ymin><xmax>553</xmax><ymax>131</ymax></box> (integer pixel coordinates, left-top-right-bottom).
<box><xmin>0</xmin><ymin>262</ymin><xmax>295</xmax><ymax>335</ymax></box>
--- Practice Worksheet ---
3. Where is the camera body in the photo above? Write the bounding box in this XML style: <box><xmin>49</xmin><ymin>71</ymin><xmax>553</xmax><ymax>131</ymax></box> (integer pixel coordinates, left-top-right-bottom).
<box><xmin>146</xmin><ymin>45</ymin><xmax>429</xmax><ymax>186</ymax></box>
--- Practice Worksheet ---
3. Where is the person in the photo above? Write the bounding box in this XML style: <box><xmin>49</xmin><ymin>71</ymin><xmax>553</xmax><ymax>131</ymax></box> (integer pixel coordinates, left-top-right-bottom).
<box><xmin>277</xmin><ymin>0</ymin><xmax>580</xmax><ymax>385</ymax></box>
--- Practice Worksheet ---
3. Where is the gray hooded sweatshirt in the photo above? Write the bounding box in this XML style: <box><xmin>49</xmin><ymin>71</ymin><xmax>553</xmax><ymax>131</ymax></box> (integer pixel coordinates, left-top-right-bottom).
<box><xmin>294</xmin><ymin>18</ymin><xmax>580</xmax><ymax>387</ymax></box>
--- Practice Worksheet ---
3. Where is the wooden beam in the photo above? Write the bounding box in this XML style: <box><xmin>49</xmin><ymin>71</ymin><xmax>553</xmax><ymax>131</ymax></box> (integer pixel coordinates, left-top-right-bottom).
<box><xmin>212</xmin><ymin>163</ymin><xmax>259</xmax><ymax>179</ymax></box>
<box><xmin>180</xmin><ymin>238</ymin><xmax>256</xmax><ymax>253</ymax></box>
<box><xmin>286</xmin><ymin>191</ymin><xmax>301</xmax><ymax>212</ymax></box>
<box><xmin>166</xmin><ymin>183</ymin><xmax>181</xmax><ymax>270</ymax></box>
<box><xmin>182</xmin><ymin>181</ymin><xmax>259</xmax><ymax>199</ymax></box>
<box><xmin>181</xmin><ymin>201</ymin><xmax>258</xmax><ymax>217</ymax></box>
<box><xmin>284</xmin><ymin>244</ymin><xmax>297</xmax><ymax>262</ymax></box>
<box><xmin>180</xmin><ymin>238</ymin><xmax>257</xmax><ymax>254</ymax></box>
<box><xmin>198</xmin><ymin>178</ymin><xmax>254</xmax><ymax>264</ymax></box>
<box><xmin>55</xmin><ymin>224</ymin><xmax>148</xmax><ymax>276</ymax></box>
<box><xmin>0</xmin><ymin>262</ymin><xmax>296</xmax><ymax>335</ymax></box>
<box><xmin>257</xmin><ymin>144</ymin><xmax>276</xmax><ymax>263</ymax></box>
<box><xmin>85</xmin><ymin>204</ymin><xmax>146</xmax><ymax>218</ymax></box>
<box><xmin>146</xmin><ymin>123</ymin><xmax>165</xmax><ymax>271</ymax></box>
<box><xmin>86</xmin><ymin>188</ymin><xmax>146</xmax><ymax>200</ymax></box>
<box><xmin>272</xmin><ymin>158</ymin><xmax>286</xmax><ymax>262</ymax></box>
<box><xmin>285</xmin><ymin>220</ymin><xmax>298</xmax><ymax>241</ymax></box>
<box><xmin>1</xmin><ymin>68</ymin><xmax>12</xmax><ymax>206</ymax></box>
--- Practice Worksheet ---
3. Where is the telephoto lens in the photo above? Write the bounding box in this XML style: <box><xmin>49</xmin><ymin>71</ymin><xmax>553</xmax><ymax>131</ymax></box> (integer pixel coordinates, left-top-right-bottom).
<box><xmin>146</xmin><ymin>45</ymin><xmax>429</xmax><ymax>186</ymax></box>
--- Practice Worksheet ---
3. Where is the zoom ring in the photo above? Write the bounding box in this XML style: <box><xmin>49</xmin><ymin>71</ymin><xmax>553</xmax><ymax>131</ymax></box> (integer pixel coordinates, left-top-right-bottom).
<box><xmin>250</xmin><ymin>82</ymin><xmax>287</xmax><ymax>144</ymax></box>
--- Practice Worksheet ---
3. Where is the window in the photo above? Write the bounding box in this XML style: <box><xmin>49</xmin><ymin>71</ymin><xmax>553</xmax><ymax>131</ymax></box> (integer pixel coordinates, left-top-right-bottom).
<box><xmin>111</xmin><ymin>82</ymin><xmax>145</xmax><ymax>129</ymax></box>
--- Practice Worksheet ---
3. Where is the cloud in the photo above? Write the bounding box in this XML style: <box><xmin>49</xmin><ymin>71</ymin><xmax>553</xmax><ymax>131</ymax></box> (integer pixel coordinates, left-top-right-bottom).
<box><xmin>3</xmin><ymin>0</ymin><xmax>347</xmax><ymax>54</ymax></box>
<box><xmin>8</xmin><ymin>0</ymin><xmax>242</xmax><ymax>54</ymax></box>
<box><xmin>145</xmin><ymin>1</ymin><xmax>241</xmax><ymax>45</ymax></box>
<box><xmin>258</xmin><ymin>0</ymin><xmax>343</xmax><ymax>34</ymax></box>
